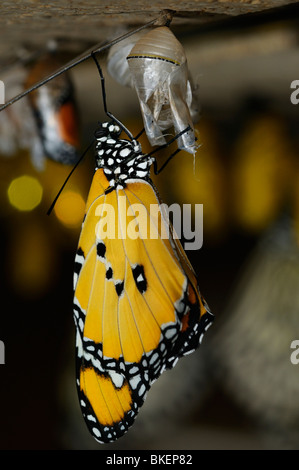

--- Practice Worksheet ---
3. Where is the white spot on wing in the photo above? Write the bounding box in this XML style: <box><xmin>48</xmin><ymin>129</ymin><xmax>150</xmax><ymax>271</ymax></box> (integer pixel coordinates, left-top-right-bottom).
<box><xmin>130</xmin><ymin>375</ymin><xmax>140</xmax><ymax>390</ymax></box>
<box><xmin>87</xmin><ymin>414</ymin><xmax>97</xmax><ymax>422</ymax></box>
<box><xmin>109</xmin><ymin>370</ymin><xmax>125</xmax><ymax>388</ymax></box>
<box><xmin>92</xmin><ymin>427</ymin><xmax>101</xmax><ymax>438</ymax></box>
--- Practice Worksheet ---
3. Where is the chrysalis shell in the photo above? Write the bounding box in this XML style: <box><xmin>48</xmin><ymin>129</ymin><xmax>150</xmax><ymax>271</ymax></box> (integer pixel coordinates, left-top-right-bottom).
<box><xmin>107</xmin><ymin>32</ymin><xmax>145</xmax><ymax>88</ymax></box>
<box><xmin>127</xmin><ymin>26</ymin><xmax>199</xmax><ymax>154</ymax></box>
<box><xmin>128</xmin><ymin>26</ymin><xmax>186</xmax><ymax>65</ymax></box>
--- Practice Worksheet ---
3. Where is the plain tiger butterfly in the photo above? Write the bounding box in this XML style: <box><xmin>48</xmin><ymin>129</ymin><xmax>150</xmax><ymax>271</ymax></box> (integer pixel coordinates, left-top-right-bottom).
<box><xmin>73</xmin><ymin>52</ymin><xmax>214</xmax><ymax>444</ymax></box>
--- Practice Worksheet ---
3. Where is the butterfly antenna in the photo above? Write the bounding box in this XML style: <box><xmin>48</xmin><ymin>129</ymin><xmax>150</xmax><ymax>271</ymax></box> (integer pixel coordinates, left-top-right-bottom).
<box><xmin>47</xmin><ymin>138</ymin><xmax>95</xmax><ymax>216</ymax></box>
<box><xmin>91</xmin><ymin>51</ymin><xmax>135</xmax><ymax>141</ymax></box>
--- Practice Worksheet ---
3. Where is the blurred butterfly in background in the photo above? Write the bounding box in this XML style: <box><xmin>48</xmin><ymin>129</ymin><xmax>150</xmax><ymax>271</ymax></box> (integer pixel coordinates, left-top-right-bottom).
<box><xmin>0</xmin><ymin>48</ymin><xmax>80</xmax><ymax>171</ymax></box>
<box><xmin>73</xmin><ymin>47</ymin><xmax>214</xmax><ymax>443</ymax></box>
<box><xmin>25</xmin><ymin>52</ymin><xmax>80</xmax><ymax>166</ymax></box>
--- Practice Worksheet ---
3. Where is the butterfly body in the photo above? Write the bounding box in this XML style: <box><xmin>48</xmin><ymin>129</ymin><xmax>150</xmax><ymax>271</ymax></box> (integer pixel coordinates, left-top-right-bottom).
<box><xmin>73</xmin><ymin>121</ymin><xmax>213</xmax><ymax>443</ymax></box>
<box><xmin>94</xmin><ymin>122</ymin><xmax>154</xmax><ymax>193</ymax></box>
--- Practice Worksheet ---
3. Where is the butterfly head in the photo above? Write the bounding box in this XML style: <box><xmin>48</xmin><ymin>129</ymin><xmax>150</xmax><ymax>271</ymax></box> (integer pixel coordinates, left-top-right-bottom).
<box><xmin>94</xmin><ymin>121</ymin><xmax>122</xmax><ymax>140</ymax></box>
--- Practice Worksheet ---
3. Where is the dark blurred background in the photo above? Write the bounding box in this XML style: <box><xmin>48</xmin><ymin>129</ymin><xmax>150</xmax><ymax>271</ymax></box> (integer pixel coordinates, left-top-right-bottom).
<box><xmin>0</xmin><ymin>1</ymin><xmax>299</xmax><ymax>450</ymax></box>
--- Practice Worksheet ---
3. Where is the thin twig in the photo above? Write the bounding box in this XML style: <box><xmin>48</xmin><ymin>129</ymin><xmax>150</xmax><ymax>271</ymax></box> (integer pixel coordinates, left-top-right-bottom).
<box><xmin>0</xmin><ymin>10</ymin><xmax>175</xmax><ymax>112</ymax></box>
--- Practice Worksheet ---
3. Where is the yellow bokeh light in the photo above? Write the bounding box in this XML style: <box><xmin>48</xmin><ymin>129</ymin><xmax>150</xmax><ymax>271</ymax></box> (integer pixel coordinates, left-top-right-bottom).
<box><xmin>7</xmin><ymin>175</ymin><xmax>43</xmax><ymax>211</ymax></box>
<box><xmin>54</xmin><ymin>190</ymin><xmax>85</xmax><ymax>228</ymax></box>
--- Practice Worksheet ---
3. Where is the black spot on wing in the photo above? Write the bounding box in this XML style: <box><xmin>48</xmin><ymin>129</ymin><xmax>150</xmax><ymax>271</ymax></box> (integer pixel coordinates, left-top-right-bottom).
<box><xmin>115</xmin><ymin>280</ymin><xmax>124</xmax><ymax>297</ymax></box>
<box><xmin>74</xmin><ymin>262</ymin><xmax>82</xmax><ymax>276</ymax></box>
<box><xmin>77</xmin><ymin>247</ymin><xmax>84</xmax><ymax>257</ymax></box>
<box><xmin>74</xmin><ymin>247</ymin><xmax>85</xmax><ymax>274</ymax></box>
<box><xmin>96</xmin><ymin>241</ymin><xmax>106</xmax><ymax>258</ymax></box>
<box><xmin>106</xmin><ymin>266</ymin><xmax>113</xmax><ymax>279</ymax></box>
<box><xmin>132</xmin><ymin>264</ymin><xmax>147</xmax><ymax>294</ymax></box>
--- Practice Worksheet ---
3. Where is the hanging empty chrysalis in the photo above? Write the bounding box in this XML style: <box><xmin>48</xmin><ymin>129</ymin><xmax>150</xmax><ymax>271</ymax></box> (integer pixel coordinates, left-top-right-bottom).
<box><xmin>107</xmin><ymin>26</ymin><xmax>199</xmax><ymax>154</ymax></box>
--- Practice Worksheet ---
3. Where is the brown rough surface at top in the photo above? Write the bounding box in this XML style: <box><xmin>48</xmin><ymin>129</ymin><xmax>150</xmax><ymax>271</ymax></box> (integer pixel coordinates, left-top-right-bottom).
<box><xmin>0</xmin><ymin>0</ymin><xmax>297</xmax><ymax>17</ymax></box>
<box><xmin>0</xmin><ymin>0</ymin><xmax>298</xmax><ymax>64</ymax></box>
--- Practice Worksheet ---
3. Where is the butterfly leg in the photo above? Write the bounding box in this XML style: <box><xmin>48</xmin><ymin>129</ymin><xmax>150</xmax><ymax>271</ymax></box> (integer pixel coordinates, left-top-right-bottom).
<box><xmin>148</xmin><ymin>125</ymin><xmax>192</xmax><ymax>174</ymax></box>
<box><xmin>91</xmin><ymin>51</ymin><xmax>135</xmax><ymax>141</ymax></box>
<box><xmin>153</xmin><ymin>147</ymin><xmax>182</xmax><ymax>175</ymax></box>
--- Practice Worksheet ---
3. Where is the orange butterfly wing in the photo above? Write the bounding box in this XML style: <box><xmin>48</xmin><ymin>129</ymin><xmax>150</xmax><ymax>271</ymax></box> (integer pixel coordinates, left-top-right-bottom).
<box><xmin>73</xmin><ymin>164</ymin><xmax>213</xmax><ymax>443</ymax></box>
